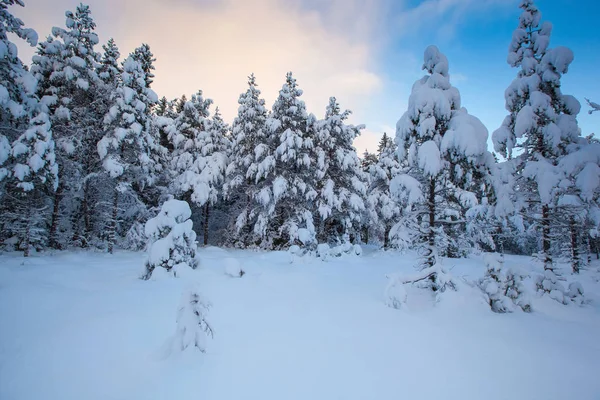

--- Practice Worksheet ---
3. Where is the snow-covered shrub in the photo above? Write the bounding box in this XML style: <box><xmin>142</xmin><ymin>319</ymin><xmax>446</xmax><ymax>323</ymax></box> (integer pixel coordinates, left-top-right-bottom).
<box><xmin>317</xmin><ymin>242</ymin><xmax>362</xmax><ymax>260</ymax></box>
<box><xmin>479</xmin><ymin>254</ymin><xmax>531</xmax><ymax>313</ymax></box>
<box><xmin>224</xmin><ymin>257</ymin><xmax>245</xmax><ymax>278</ymax></box>
<box><xmin>173</xmin><ymin>286</ymin><xmax>213</xmax><ymax>353</ymax></box>
<box><xmin>384</xmin><ymin>264</ymin><xmax>457</xmax><ymax>310</ymax></box>
<box><xmin>288</xmin><ymin>244</ymin><xmax>307</xmax><ymax>263</ymax></box>
<box><xmin>535</xmin><ymin>270</ymin><xmax>585</xmax><ymax>305</ymax></box>
<box><xmin>316</xmin><ymin>243</ymin><xmax>330</xmax><ymax>261</ymax></box>
<box><xmin>142</xmin><ymin>200</ymin><xmax>199</xmax><ymax>280</ymax></box>
<box><xmin>124</xmin><ymin>221</ymin><xmax>147</xmax><ymax>251</ymax></box>
<box><xmin>353</xmin><ymin>244</ymin><xmax>363</xmax><ymax>256</ymax></box>
<box><xmin>384</xmin><ymin>273</ymin><xmax>408</xmax><ymax>309</ymax></box>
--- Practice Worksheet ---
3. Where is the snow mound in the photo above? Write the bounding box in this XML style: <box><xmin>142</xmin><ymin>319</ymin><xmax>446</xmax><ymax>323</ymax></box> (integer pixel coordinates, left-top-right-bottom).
<box><xmin>224</xmin><ymin>258</ymin><xmax>245</xmax><ymax>278</ymax></box>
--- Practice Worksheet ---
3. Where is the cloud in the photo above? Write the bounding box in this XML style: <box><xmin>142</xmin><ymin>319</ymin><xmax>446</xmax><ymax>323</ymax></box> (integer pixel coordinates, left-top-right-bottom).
<box><xmin>451</xmin><ymin>73</ymin><xmax>468</xmax><ymax>83</ymax></box>
<box><xmin>395</xmin><ymin>0</ymin><xmax>510</xmax><ymax>40</ymax></box>
<box><xmin>11</xmin><ymin>0</ymin><xmax>514</xmax><ymax>155</ymax></box>
<box><xmin>13</xmin><ymin>0</ymin><xmax>386</xmax><ymax>124</ymax></box>
<box><xmin>354</xmin><ymin>127</ymin><xmax>383</xmax><ymax>155</ymax></box>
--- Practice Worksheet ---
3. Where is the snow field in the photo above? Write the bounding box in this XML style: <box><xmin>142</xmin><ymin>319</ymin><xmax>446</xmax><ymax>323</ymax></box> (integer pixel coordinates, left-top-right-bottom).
<box><xmin>1</xmin><ymin>248</ymin><xmax>599</xmax><ymax>400</ymax></box>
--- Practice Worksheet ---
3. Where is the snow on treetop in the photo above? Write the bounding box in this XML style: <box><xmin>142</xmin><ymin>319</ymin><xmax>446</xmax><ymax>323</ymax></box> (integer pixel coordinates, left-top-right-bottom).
<box><xmin>442</xmin><ymin>110</ymin><xmax>489</xmax><ymax>157</ymax></box>
<box><xmin>145</xmin><ymin>199</ymin><xmax>192</xmax><ymax>238</ymax></box>
<box><xmin>418</xmin><ymin>140</ymin><xmax>442</xmax><ymax>176</ymax></box>
<box><xmin>540</xmin><ymin>47</ymin><xmax>574</xmax><ymax>82</ymax></box>
<box><xmin>423</xmin><ymin>45</ymin><xmax>449</xmax><ymax>77</ymax></box>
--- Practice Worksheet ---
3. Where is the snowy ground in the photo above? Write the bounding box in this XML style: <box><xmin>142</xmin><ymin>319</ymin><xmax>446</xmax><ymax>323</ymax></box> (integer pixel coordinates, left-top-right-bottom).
<box><xmin>1</xmin><ymin>247</ymin><xmax>599</xmax><ymax>400</ymax></box>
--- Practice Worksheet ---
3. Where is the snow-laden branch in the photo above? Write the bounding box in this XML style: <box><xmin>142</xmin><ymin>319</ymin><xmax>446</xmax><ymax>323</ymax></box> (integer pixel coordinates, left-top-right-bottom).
<box><xmin>585</xmin><ymin>98</ymin><xmax>600</xmax><ymax>114</ymax></box>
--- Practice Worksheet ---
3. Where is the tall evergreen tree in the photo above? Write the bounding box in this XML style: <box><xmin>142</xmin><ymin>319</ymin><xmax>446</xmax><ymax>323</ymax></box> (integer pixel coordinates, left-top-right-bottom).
<box><xmin>361</xmin><ymin>150</ymin><xmax>377</xmax><ymax>173</ymax></box>
<box><xmin>368</xmin><ymin>133</ymin><xmax>402</xmax><ymax>248</ymax></box>
<box><xmin>492</xmin><ymin>0</ymin><xmax>582</xmax><ymax>278</ymax></box>
<box><xmin>5</xmin><ymin>111</ymin><xmax>58</xmax><ymax>256</ymax></box>
<box><xmin>31</xmin><ymin>3</ymin><xmax>102</xmax><ymax>248</ymax></box>
<box><xmin>0</xmin><ymin>0</ymin><xmax>38</xmax><ymax>177</ymax></box>
<box><xmin>224</xmin><ymin>73</ymin><xmax>269</xmax><ymax>247</ymax></box>
<box><xmin>249</xmin><ymin>72</ymin><xmax>317</xmax><ymax>248</ymax></box>
<box><xmin>97</xmin><ymin>38</ymin><xmax>121</xmax><ymax>85</ymax></box>
<box><xmin>314</xmin><ymin>97</ymin><xmax>367</xmax><ymax>245</ymax></box>
<box><xmin>131</xmin><ymin>43</ymin><xmax>155</xmax><ymax>88</ymax></box>
<box><xmin>394</xmin><ymin>45</ymin><xmax>490</xmax><ymax>292</ymax></box>
<box><xmin>98</xmin><ymin>55</ymin><xmax>159</xmax><ymax>253</ymax></box>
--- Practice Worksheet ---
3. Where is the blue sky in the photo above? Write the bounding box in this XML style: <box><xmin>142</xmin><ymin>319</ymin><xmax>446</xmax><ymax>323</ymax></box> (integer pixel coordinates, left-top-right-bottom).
<box><xmin>13</xmin><ymin>0</ymin><xmax>600</xmax><ymax>154</ymax></box>
<box><xmin>353</xmin><ymin>0</ymin><xmax>600</xmax><ymax>153</ymax></box>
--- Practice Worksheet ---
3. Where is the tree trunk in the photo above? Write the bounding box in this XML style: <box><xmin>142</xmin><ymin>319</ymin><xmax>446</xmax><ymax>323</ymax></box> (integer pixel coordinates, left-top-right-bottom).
<box><xmin>48</xmin><ymin>183</ymin><xmax>63</xmax><ymax>249</ymax></box>
<box><xmin>82</xmin><ymin>181</ymin><xmax>91</xmax><ymax>247</ymax></box>
<box><xmin>541</xmin><ymin>204</ymin><xmax>552</xmax><ymax>271</ymax></box>
<box><xmin>427</xmin><ymin>178</ymin><xmax>436</xmax><ymax>267</ymax></box>
<box><xmin>203</xmin><ymin>202</ymin><xmax>210</xmax><ymax>246</ymax></box>
<box><xmin>425</xmin><ymin>178</ymin><xmax>437</xmax><ymax>289</ymax></box>
<box><xmin>383</xmin><ymin>225</ymin><xmax>391</xmax><ymax>249</ymax></box>
<box><xmin>108</xmin><ymin>189</ymin><xmax>118</xmax><ymax>254</ymax></box>
<box><xmin>23</xmin><ymin>220</ymin><xmax>30</xmax><ymax>258</ymax></box>
<box><xmin>570</xmin><ymin>216</ymin><xmax>580</xmax><ymax>274</ymax></box>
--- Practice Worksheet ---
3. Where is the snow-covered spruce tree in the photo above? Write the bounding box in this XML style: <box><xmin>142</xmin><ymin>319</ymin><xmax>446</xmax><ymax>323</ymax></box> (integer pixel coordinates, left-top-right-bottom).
<box><xmin>314</xmin><ymin>97</ymin><xmax>367</xmax><ymax>245</ymax></box>
<box><xmin>97</xmin><ymin>38</ymin><xmax>121</xmax><ymax>85</ymax></box>
<box><xmin>0</xmin><ymin>0</ymin><xmax>45</xmax><ymax>249</ymax></box>
<box><xmin>98</xmin><ymin>55</ymin><xmax>159</xmax><ymax>253</ymax></box>
<box><xmin>5</xmin><ymin>112</ymin><xmax>58</xmax><ymax>256</ymax></box>
<box><xmin>154</xmin><ymin>96</ymin><xmax>176</xmax><ymax>152</ymax></box>
<box><xmin>555</xmin><ymin>141</ymin><xmax>600</xmax><ymax>273</ymax></box>
<box><xmin>31</xmin><ymin>3</ymin><xmax>103</xmax><ymax>249</ymax></box>
<box><xmin>142</xmin><ymin>199</ymin><xmax>199</xmax><ymax>280</ymax></box>
<box><xmin>130</xmin><ymin>43</ymin><xmax>155</xmax><ymax>89</ymax></box>
<box><xmin>393</xmin><ymin>45</ymin><xmax>490</xmax><ymax>292</ymax></box>
<box><xmin>224</xmin><ymin>73</ymin><xmax>269</xmax><ymax>247</ymax></box>
<box><xmin>492</xmin><ymin>0</ymin><xmax>582</xmax><ymax>281</ymax></box>
<box><xmin>478</xmin><ymin>253</ymin><xmax>532</xmax><ymax>313</ymax></box>
<box><xmin>169</xmin><ymin>93</ymin><xmax>229</xmax><ymax>246</ymax></box>
<box><xmin>360</xmin><ymin>150</ymin><xmax>378</xmax><ymax>174</ymax></box>
<box><xmin>173</xmin><ymin>286</ymin><xmax>213</xmax><ymax>353</ymax></box>
<box><xmin>250</xmin><ymin>72</ymin><xmax>318</xmax><ymax>249</ymax></box>
<box><xmin>199</xmin><ymin>107</ymin><xmax>231</xmax><ymax>245</ymax></box>
<box><xmin>367</xmin><ymin>133</ymin><xmax>403</xmax><ymax>248</ymax></box>
<box><xmin>0</xmin><ymin>0</ymin><xmax>38</xmax><ymax>181</ymax></box>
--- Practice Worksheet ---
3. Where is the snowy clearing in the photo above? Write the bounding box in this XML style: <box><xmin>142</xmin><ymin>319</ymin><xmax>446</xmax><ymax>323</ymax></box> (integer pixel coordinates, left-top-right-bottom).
<box><xmin>1</xmin><ymin>247</ymin><xmax>599</xmax><ymax>400</ymax></box>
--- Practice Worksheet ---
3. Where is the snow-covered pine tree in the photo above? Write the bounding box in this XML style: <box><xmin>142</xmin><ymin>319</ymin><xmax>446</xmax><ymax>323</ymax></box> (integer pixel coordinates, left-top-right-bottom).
<box><xmin>442</xmin><ymin>106</ymin><xmax>496</xmax><ymax>257</ymax></box>
<box><xmin>360</xmin><ymin>150</ymin><xmax>378</xmax><ymax>173</ymax></box>
<box><xmin>555</xmin><ymin>140</ymin><xmax>600</xmax><ymax>273</ymax></box>
<box><xmin>251</xmin><ymin>72</ymin><xmax>318</xmax><ymax>249</ymax></box>
<box><xmin>367</xmin><ymin>132</ymin><xmax>402</xmax><ymax>248</ymax></box>
<box><xmin>5</xmin><ymin>111</ymin><xmax>58</xmax><ymax>256</ymax></box>
<box><xmin>315</xmin><ymin>97</ymin><xmax>367</xmax><ymax>245</ymax></box>
<box><xmin>394</xmin><ymin>45</ymin><xmax>489</xmax><ymax>292</ymax></box>
<box><xmin>153</xmin><ymin>96</ymin><xmax>176</xmax><ymax>156</ymax></box>
<box><xmin>173</xmin><ymin>286</ymin><xmax>213</xmax><ymax>353</ymax></box>
<box><xmin>492</xmin><ymin>0</ymin><xmax>582</xmax><ymax>280</ymax></box>
<box><xmin>31</xmin><ymin>3</ymin><xmax>103</xmax><ymax>249</ymax></box>
<box><xmin>0</xmin><ymin>0</ymin><xmax>38</xmax><ymax>183</ymax></box>
<box><xmin>142</xmin><ymin>199</ymin><xmax>199</xmax><ymax>280</ymax></box>
<box><xmin>168</xmin><ymin>90</ymin><xmax>210</xmax><ymax>190</ymax></box>
<box><xmin>169</xmin><ymin>92</ymin><xmax>229</xmax><ymax>246</ymax></box>
<box><xmin>224</xmin><ymin>73</ymin><xmax>269</xmax><ymax>247</ymax></box>
<box><xmin>97</xmin><ymin>38</ymin><xmax>121</xmax><ymax>85</ymax></box>
<box><xmin>479</xmin><ymin>253</ymin><xmax>532</xmax><ymax>313</ymax></box>
<box><xmin>98</xmin><ymin>55</ymin><xmax>159</xmax><ymax>253</ymax></box>
<box><xmin>131</xmin><ymin>43</ymin><xmax>155</xmax><ymax>88</ymax></box>
<box><xmin>199</xmin><ymin>106</ymin><xmax>231</xmax><ymax>245</ymax></box>
<box><xmin>175</xmin><ymin>94</ymin><xmax>187</xmax><ymax>114</ymax></box>
<box><xmin>155</xmin><ymin>96</ymin><xmax>173</xmax><ymax>117</ymax></box>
